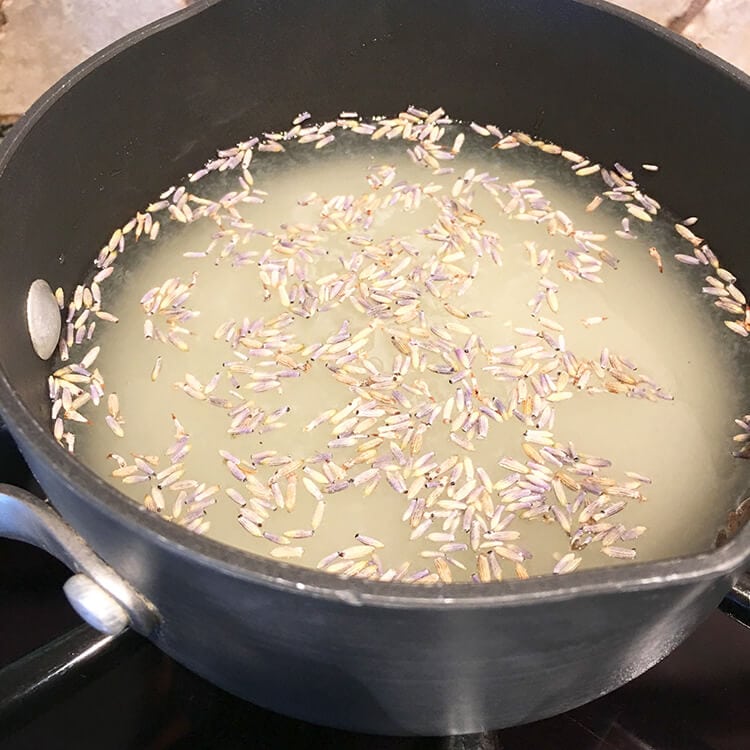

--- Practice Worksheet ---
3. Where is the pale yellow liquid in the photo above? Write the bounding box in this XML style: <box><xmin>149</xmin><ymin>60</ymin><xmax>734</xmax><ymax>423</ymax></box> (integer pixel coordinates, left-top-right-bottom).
<box><xmin>70</xmin><ymin>131</ymin><xmax>748</xmax><ymax>579</ymax></box>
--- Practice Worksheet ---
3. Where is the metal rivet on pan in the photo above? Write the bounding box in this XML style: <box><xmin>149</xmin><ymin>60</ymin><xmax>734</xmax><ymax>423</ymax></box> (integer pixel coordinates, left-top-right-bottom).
<box><xmin>63</xmin><ymin>573</ymin><xmax>130</xmax><ymax>635</ymax></box>
<box><xmin>26</xmin><ymin>279</ymin><xmax>61</xmax><ymax>360</ymax></box>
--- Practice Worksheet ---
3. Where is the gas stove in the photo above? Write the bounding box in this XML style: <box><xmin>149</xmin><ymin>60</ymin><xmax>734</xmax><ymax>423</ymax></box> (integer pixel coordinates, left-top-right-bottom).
<box><xmin>0</xmin><ymin>421</ymin><xmax>747</xmax><ymax>750</ymax></box>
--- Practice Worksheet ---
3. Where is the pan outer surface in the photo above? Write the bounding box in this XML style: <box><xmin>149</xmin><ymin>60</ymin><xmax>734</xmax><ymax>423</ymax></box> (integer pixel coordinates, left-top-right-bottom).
<box><xmin>0</xmin><ymin>0</ymin><xmax>748</xmax><ymax>735</ymax></box>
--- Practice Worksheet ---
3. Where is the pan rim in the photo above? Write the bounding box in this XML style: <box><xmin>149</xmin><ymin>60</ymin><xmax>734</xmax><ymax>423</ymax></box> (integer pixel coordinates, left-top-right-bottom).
<box><xmin>0</xmin><ymin>0</ymin><xmax>748</xmax><ymax>609</ymax></box>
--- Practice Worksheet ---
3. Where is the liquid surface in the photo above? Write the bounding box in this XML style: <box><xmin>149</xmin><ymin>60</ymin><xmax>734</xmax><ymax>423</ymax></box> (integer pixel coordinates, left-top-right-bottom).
<box><xmin>49</xmin><ymin>112</ymin><xmax>750</xmax><ymax>583</ymax></box>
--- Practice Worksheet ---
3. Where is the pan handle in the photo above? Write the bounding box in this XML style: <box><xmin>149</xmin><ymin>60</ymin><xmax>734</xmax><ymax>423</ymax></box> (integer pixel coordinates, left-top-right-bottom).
<box><xmin>0</xmin><ymin>483</ymin><xmax>159</xmax><ymax>636</ymax></box>
<box><xmin>719</xmin><ymin>571</ymin><xmax>750</xmax><ymax>628</ymax></box>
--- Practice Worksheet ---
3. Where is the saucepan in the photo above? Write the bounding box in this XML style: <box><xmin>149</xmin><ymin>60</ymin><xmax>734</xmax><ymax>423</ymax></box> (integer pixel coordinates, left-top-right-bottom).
<box><xmin>0</xmin><ymin>0</ymin><xmax>747</xmax><ymax>735</ymax></box>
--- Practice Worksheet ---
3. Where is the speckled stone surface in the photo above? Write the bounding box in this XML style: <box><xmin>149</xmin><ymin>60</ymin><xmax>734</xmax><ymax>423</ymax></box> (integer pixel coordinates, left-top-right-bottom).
<box><xmin>613</xmin><ymin>0</ymin><xmax>691</xmax><ymax>25</ymax></box>
<box><xmin>0</xmin><ymin>0</ymin><xmax>184</xmax><ymax>114</ymax></box>
<box><xmin>682</xmin><ymin>0</ymin><xmax>750</xmax><ymax>75</ymax></box>
<box><xmin>0</xmin><ymin>0</ymin><xmax>748</xmax><ymax>116</ymax></box>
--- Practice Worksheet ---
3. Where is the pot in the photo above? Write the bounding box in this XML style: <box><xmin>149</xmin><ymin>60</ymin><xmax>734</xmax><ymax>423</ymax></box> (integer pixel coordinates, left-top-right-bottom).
<box><xmin>0</xmin><ymin>0</ymin><xmax>748</xmax><ymax>736</ymax></box>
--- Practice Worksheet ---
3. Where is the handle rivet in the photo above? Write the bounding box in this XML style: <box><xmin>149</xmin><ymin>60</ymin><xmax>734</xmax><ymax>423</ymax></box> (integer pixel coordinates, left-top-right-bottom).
<box><xmin>26</xmin><ymin>279</ymin><xmax>62</xmax><ymax>360</ymax></box>
<box><xmin>63</xmin><ymin>574</ymin><xmax>130</xmax><ymax>635</ymax></box>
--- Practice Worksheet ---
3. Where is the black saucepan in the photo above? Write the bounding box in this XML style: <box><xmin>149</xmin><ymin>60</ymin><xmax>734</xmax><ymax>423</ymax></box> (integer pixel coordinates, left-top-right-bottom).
<box><xmin>0</xmin><ymin>0</ymin><xmax>748</xmax><ymax>736</ymax></box>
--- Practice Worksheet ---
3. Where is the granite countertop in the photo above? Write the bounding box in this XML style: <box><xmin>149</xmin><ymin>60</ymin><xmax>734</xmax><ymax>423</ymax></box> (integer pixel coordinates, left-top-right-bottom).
<box><xmin>0</xmin><ymin>0</ymin><xmax>749</xmax><ymax>120</ymax></box>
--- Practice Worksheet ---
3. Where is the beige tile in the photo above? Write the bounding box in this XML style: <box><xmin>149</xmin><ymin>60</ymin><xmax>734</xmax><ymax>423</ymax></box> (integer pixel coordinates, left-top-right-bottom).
<box><xmin>683</xmin><ymin>0</ymin><xmax>750</xmax><ymax>74</ymax></box>
<box><xmin>609</xmin><ymin>0</ymin><xmax>691</xmax><ymax>26</ymax></box>
<box><xmin>0</xmin><ymin>0</ymin><xmax>182</xmax><ymax>113</ymax></box>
